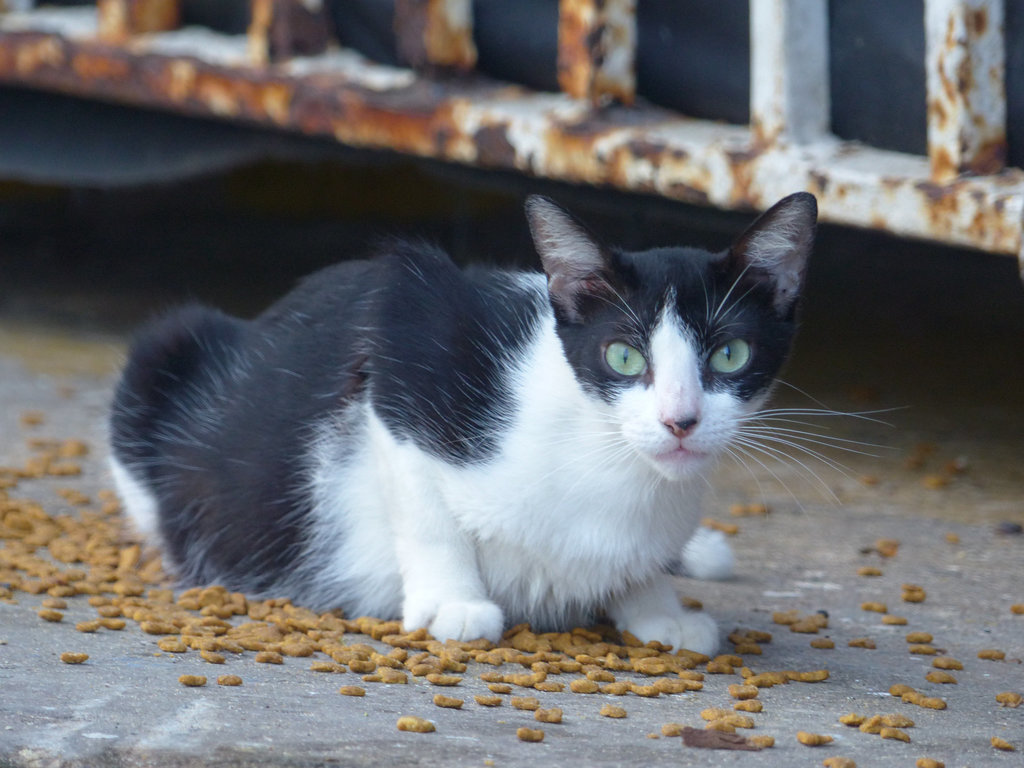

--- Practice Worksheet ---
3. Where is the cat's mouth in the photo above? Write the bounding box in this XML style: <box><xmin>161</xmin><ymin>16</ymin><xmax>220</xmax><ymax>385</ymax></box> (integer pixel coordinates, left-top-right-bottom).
<box><xmin>653</xmin><ymin>444</ymin><xmax>710</xmax><ymax>468</ymax></box>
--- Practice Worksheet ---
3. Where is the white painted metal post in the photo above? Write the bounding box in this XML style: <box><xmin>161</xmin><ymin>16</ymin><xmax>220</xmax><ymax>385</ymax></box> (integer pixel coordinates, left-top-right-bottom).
<box><xmin>749</xmin><ymin>0</ymin><xmax>830</xmax><ymax>145</ymax></box>
<box><xmin>924</xmin><ymin>0</ymin><xmax>1006</xmax><ymax>183</ymax></box>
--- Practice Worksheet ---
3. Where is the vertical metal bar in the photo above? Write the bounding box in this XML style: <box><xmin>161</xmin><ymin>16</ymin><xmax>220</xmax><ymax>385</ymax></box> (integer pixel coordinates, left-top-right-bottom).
<box><xmin>394</xmin><ymin>0</ymin><xmax>477</xmax><ymax>72</ymax></box>
<box><xmin>97</xmin><ymin>0</ymin><xmax>181</xmax><ymax>44</ymax></box>
<box><xmin>749</xmin><ymin>0</ymin><xmax>829</xmax><ymax>145</ymax></box>
<box><xmin>925</xmin><ymin>0</ymin><xmax>1006</xmax><ymax>182</ymax></box>
<box><xmin>248</xmin><ymin>0</ymin><xmax>331</xmax><ymax>66</ymax></box>
<box><xmin>557</xmin><ymin>0</ymin><xmax>636</xmax><ymax>106</ymax></box>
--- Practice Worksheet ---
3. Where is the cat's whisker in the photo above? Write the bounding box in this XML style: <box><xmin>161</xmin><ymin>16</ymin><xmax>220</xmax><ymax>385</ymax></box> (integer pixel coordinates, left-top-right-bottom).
<box><xmin>723</xmin><ymin>441</ymin><xmax>818</xmax><ymax>510</ymax></box>
<box><xmin>728</xmin><ymin>437</ymin><xmax>839</xmax><ymax>506</ymax></box>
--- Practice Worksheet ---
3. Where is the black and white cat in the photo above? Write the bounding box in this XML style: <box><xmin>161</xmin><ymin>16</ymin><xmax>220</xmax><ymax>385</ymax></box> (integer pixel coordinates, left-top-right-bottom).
<box><xmin>108</xmin><ymin>192</ymin><xmax>817</xmax><ymax>655</ymax></box>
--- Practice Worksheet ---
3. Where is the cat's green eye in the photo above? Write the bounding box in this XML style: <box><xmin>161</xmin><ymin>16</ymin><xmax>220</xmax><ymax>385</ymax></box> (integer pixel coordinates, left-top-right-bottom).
<box><xmin>709</xmin><ymin>339</ymin><xmax>751</xmax><ymax>374</ymax></box>
<box><xmin>605</xmin><ymin>341</ymin><xmax>647</xmax><ymax>377</ymax></box>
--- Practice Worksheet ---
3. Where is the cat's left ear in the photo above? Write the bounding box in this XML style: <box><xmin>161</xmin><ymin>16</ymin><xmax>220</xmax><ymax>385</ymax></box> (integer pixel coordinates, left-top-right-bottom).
<box><xmin>728</xmin><ymin>192</ymin><xmax>817</xmax><ymax>316</ymax></box>
<box><xmin>526</xmin><ymin>195</ymin><xmax>614</xmax><ymax>323</ymax></box>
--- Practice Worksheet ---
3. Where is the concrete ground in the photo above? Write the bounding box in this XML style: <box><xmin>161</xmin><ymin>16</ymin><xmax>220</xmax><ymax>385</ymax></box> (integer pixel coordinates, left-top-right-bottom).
<box><xmin>1</xmin><ymin>171</ymin><xmax>1023</xmax><ymax>767</ymax></box>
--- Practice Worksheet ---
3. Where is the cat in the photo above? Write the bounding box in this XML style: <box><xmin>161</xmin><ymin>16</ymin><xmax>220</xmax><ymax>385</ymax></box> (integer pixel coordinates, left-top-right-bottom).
<box><xmin>108</xmin><ymin>191</ymin><xmax>817</xmax><ymax>656</ymax></box>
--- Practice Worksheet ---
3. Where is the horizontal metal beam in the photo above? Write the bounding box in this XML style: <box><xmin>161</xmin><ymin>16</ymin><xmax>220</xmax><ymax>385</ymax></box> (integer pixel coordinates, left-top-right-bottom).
<box><xmin>0</xmin><ymin>8</ymin><xmax>1023</xmax><ymax>265</ymax></box>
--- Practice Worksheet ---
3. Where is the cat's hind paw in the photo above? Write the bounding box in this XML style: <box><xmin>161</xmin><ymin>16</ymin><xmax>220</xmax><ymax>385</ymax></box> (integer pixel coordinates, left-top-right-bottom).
<box><xmin>404</xmin><ymin>599</ymin><xmax>505</xmax><ymax>643</ymax></box>
<box><xmin>626</xmin><ymin>610</ymin><xmax>719</xmax><ymax>657</ymax></box>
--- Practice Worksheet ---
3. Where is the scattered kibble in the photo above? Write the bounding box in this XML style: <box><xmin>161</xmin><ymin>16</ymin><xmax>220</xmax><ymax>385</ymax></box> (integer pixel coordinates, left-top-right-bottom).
<box><xmin>857</xmin><ymin>566</ymin><xmax>883</xmax><ymax>577</ymax></box>
<box><xmin>338</xmin><ymin>686</ymin><xmax>365</xmax><ymax>697</ymax></box>
<box><xmin>822</xmin><ymin>758</ymin><xmax>856</xmax><ymax>768</ymax></box>
<box><xmin>599</xmin><ymin>704</ymin><xmax>627</xmax><ymax>718</ymax></box>
<box><xmin>748</xmin><ymin>735</ymin><xmax>774</xmax><ymax>748</ymax></box>
<box><xmin>796</xmin><ymin>731</ymin><xmax>833</xmax><ymax>746</ymax></box>
<box><xmin>433</xmin><ymin>694</ymin><xmax>463</xmax><ymax>709</ymax></box>
<box><xmin>516</xmin><ymin>727</ymin><xmax>544</xmax><ymax>742</ymax></box>
<box><xmin>902</xmin><ymin>584</ymin><xmax>927</xmax><ymax>603</ymax></box>
<box><xmin>978</xmin><ymin>649</ymin><xmax>1005</xmax><ymax>661</ymax></box>
<box><xmin>932</xmin><ymin>656</ymin><xmax>963</xmax><ymax>670</ymax></box>
<box><xmin>991</xmin><ymin>737</ymin><xmax>1015</xmax><ymax>751</ymax></box>
<box><xmin>848</xmin><ymin>637</ymin><xmax>876</xmax><ymax>649</ymax></box>
<box><xmin>397</xmin><ymin>716</ymin><xmax>434</xmax><ymax>733</ymax></box>
<box><xmin>178</xmin><ymin>675</ymin><xmax>206</xmax><ymax>687</ymax></box>
<box><xmin>534</xmin><ymin>708</ymin><xmax>562</xmax><ymax>724</ymax></box>
<box><xmin>906</xmin><ymin>631</ymin><xmax>933</xmax><ymax>644</ymax></box>
<box><xmin>839</xmin><ymin>713</ymin><xmax>865</xmax><ymax>727</ymax></box>
<box><xmin>880</xmin><ymin>727</ymin><xmax>911</xmax><ymax>742</ymax></box>
<box><xmin>59</xmin><ymin>652</ymin><xmax>88</xmax><ymax>664</ymax></box>
<box><xmin>861</xmin><ymin>601</ymin><xmax>887</xmax><ymax>613</ymax></box>
<box><xmin>996</xmin><ymin>692</ymin><xmax>1022</xmax><ymax>708</ymax></box>
<box><xmin>916</xmin><ymin>759</ymin><xmax>945</xmax><ymax>768</ymax></box>
<box><xmin>511</xmin><ymin>696</ymin><xmax>540</xmax><ymax>711</ymax></box>
<box><xmin>661</xmin><ymin>723</ymin><xmax>685</xmax><ymax>737</ymax></box>
<box><xmin>216</xmin><ymin>674</ymin><xmax>242</xmax><ymax>686</ymax></box>
<box><xmin>810</xmin><ymin>638</ymin><xmax>835</xmax><ymax>649</ymax></box>
<box><xmin>881</xmin><ymin>615</ymin><xmax>908</xmax><ymax>625</ymax></box>
<box><xmin>925</xmin><ymin>670</ymin><xmax>957</xmax><ymax>684</ymax></box>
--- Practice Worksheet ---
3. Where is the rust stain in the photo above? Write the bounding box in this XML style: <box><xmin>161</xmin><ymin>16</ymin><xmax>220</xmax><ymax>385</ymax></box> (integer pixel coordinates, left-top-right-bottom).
<box><xmin>968</xmin><ymin>7</ymin><xmax>988</xmax><ymax>37</ymax></box>
<box><xmin>395</xmin><ymin>0</ymin><xmax>477</xmax><ymax>72</ymax></box>
<box><xmin>472</xmin><ymin>123</ymin><xmax>516</xmax><ymax>168</ymax></box>
<box><xmin>98</xmin><ymin>0</ymin><xmax>180</xmax><ymax>44</ymax></box>
<box><xmin>966</xmin><ymin>136</ymin><xmax>1007</xmax><ymax>177</ymax></box>
<box><xmin>71</xmin><ymin>51</ymin><xmax>131</xmax><ymax>82</ymax></box>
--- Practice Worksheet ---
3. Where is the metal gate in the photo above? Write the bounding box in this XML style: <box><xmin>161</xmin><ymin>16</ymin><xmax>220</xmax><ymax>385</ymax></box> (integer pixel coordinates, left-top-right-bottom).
<box><xmin>1</xmin><ymin>1</ymin><xmax>1021</xmax><ymax>272</ymax></box>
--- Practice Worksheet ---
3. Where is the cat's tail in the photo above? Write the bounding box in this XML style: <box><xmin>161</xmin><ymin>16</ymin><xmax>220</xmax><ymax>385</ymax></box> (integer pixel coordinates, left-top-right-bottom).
<box><xmin>680</xmin><ymin>527</ymin><xmax>735</xmax><ymax>581</ymax></box>
<box><xmin>109</xmin><ymin>303</ymin><xmax>247</xmax><ymax>468</ymax></box>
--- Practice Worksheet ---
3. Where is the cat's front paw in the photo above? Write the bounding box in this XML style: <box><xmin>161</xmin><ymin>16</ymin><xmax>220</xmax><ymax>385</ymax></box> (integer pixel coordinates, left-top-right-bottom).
<box><xmin>403</xmin><ymin>598</ymin><xmax>504</xmax><ymax>643</ymax></box>
<box><xmin>625</xmin><ymin>610</ymin><xmax>719</xmax><ymax>657</ymax></box>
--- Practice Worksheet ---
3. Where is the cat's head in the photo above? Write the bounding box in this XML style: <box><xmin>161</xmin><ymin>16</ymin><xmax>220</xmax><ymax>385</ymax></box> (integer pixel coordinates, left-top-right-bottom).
<box><xmin>526</xmin><ymin>193</ymin><xmax>817</xmax><ymax>480</ymax></box>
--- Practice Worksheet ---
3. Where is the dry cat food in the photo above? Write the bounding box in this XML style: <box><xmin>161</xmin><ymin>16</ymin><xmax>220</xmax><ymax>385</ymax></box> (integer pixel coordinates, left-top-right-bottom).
<box><xmin>217</xmin><ymin>674</ymin><xmax>243</xmax><ymax>686</ymax></box>
<box><xmin>809</xmin><ymin>638</ymin><xmax>835</xmax><ymax>649</ymax></box>
<box><xmin>396</xmin><ymin>716</ymin><xmax>434</xmax><ymax>733</ymax></box>
<box><xmin>534</xmin><ymin>707</ymin><xmax>562</xmax><ymax>724</ymax></box>
<box><xmin>599</xmin><ymin>704</ymin><xmax>627</xmax><ymax>718</ymax></box>
<box><xmin>59</xmin><ymin>652</ymin><xmax>88</xmax><ymax>664</ymax></box>
<box><xmin>990</xmin><ymin>736</ymin><xmax>1015</xmax><ymax>751</ymax></box>
<box><xmin>432</xmin><ymin>694</ymin><xmax>463</xmax><ymax>709</ymax></box>
<box><xmin>747</xmin><ymin>735</ymin><xmax>774</xmax><ymax>748</ymax></box>
<box><xmin>931</xmin><ymin>656</ymin><xmax>963</xmax><ymax>670</ymax></box>
<box><xmin>924</xmin><ymin>670</ymin><xmax>957</xmax><ymax>684</ymax></box>
<box><xmin>510</xmin><ymin>696</ymin><xmax>540</xmax><ymax>711</ymax></box>
<box><xmin>838</xmin><ymin>713</ymin><xmax>865</xmax><ymax>726</ymax></box>
<box><xmin>881</xmin><ymin>615</ymin><xmax>908</xmax><ymax>625</ymax></box>
<box><xmin>848</xmin><ymin>637</ymin><xmax>876</xmax><ymax>649</ymax></box>
<box><xmin>338</xmin><ymin>686</ymin><xmax>365</xmax><ymax>697</ymax></box>
<box><xmin>995</xmin><ymin>691</ymin><xmax>1022</xmax><ymax>708</ymax></box>
<box><xmin>178</xmin><ymin>674</ymin><xmax>206</xmax><ymax>687</ymax></box>
<box><xmin>879</xmin><ymin>727</ymin><xmax>911</xmax><ymax>742</ymax></box>
<box><xmin>977</xmin><ymin>649</ymin><xmax>1005</xmax><ymax>660</ymax></box>
<box><xmin>915</xmin><ymin>760</ymin><xmax>944</xmax><ymax>768</ymax></box>
<box><xmin>857</xmin><ymin>566</ymin><xmax>883</xmax><ymax>577</ymax></box>
<box><xmin>901</xmin><ymin>584</ymin><xmax>927</xmax><ymax>603</ymax></box>
<box><xmin>516</xmin><ymin>727</ymin><xmax>544</xmax><ymax>742</ymax></box>
<box><xmin>860</xmin><ymin>602</ymin><xmax>887</xmax><ymax>613</ymax></box>
<box><xmin>796</xmin><ymin>731</ymin><xmax>833</xmax><ymax>746</ymax></box>
<box><xmin>822</xmin><ymin>758</ymin><xmax>856</xmax><ymax>768</ymax></box>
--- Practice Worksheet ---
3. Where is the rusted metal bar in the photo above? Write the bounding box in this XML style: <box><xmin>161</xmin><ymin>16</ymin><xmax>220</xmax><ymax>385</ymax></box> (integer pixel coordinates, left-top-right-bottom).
<box><xmin>394</xmin><ymin>0</ymin><xmax>476</xmax><ymax>72</ymax></box>
<box><xmin>557</xmin><ymin>0</ymin><xmax>636</xmax><ymax>106</ymax></box>
<box><xmin>248</xmin><ymin>0</ymin><xmax>331</xmax><ymax>67</ymax></box>
<box><xmin>0</xmin><ymin>8</ymin><xmax>1022</xmax><ymax>267</ymax></box>
<box><xmin>749</xmin><ymin>0</ymin><xmax>830</xmax><ymax>145</ymax></box>
<box><xmin>97</xmin><ymin>0</ymin><xmax>180</xmax><ymax>44</ymax></box>
<box><xmin>924</xmin><ymin>0</ymin><xmax>1006</xmax><ymax>183</ymax></box>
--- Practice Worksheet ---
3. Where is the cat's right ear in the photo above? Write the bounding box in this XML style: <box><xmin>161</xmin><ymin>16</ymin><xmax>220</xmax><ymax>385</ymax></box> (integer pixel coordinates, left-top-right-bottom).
<box><xmin>727</xmin><ymin>192</ymin><xmax>817</xmax><ymax>317</ymax></box>
<box><xmin>525</xmin><ymin>196</ymin><xmax>612</xmax><ymax>323</ymax></box>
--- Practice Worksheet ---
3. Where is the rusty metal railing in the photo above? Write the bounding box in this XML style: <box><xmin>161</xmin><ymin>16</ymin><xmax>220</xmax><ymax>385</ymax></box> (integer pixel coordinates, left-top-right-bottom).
<box><xmin>1</xmin><ymin>1</ymin><xmax>1022</xmax><ymax>273</ymax></box>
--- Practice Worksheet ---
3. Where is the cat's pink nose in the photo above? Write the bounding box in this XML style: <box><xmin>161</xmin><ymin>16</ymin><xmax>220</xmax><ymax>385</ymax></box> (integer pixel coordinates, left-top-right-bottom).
<box><xmin>663</xmin><ymin>416</ymin><xmax>699</xmax><ymax>438</ymax></box>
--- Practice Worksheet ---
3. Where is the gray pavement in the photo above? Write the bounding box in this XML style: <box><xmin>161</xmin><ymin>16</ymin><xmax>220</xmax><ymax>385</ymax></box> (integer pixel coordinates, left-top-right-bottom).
<box><xmin>1</xmin><ymin>321</ymin><xmax>1023</xmax><ymax>768</ymax></box>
